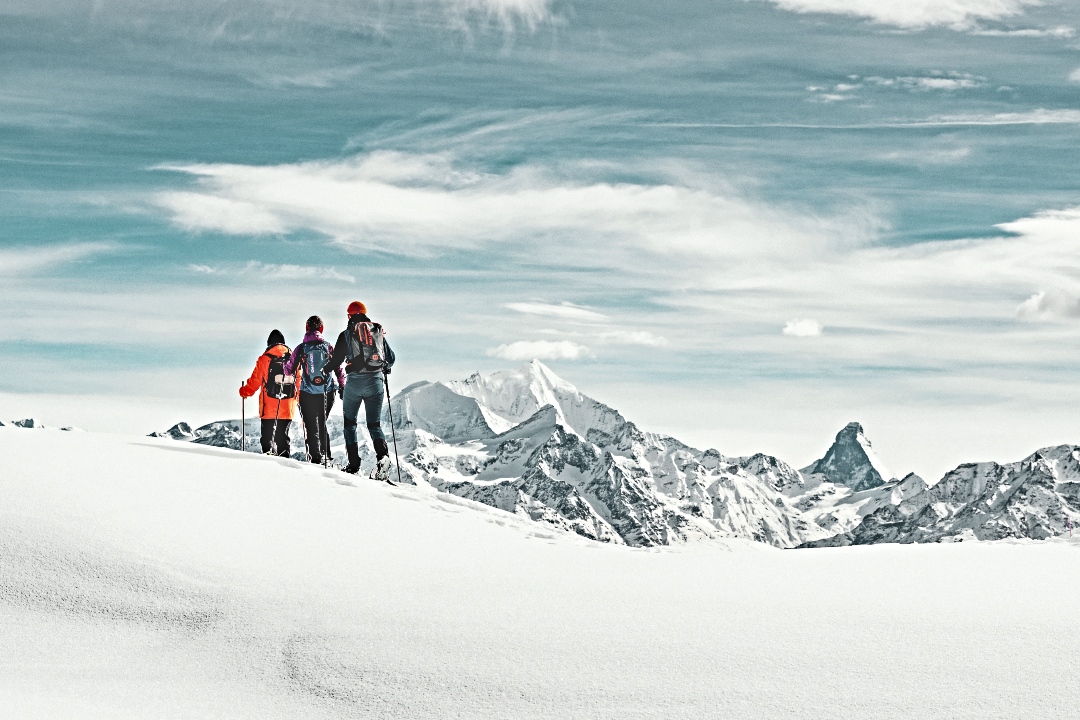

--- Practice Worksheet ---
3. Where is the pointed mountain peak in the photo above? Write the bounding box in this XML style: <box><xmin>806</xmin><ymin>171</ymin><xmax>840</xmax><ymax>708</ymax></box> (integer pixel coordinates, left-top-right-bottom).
<box><xmin>801</xmin><ymin>421</ymin><xmax>894</xmax><ymax>492</ymax></box>
<box><xmin>517</xmin><ymin>359</ymin><xmax>578</xmax><ymax>393</ymax></box>
<box><xmin>445</xmin><ymin>361</ymin><xmax>583</xmax><ymax>433</ymax></box>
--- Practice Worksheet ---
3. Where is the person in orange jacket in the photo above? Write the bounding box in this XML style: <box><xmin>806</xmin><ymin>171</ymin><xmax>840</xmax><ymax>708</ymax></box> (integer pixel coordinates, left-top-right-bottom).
<box><xmin>239</xmin><ymin>329</ymin><xmax>298</xmax><ymax>456</ymax></box>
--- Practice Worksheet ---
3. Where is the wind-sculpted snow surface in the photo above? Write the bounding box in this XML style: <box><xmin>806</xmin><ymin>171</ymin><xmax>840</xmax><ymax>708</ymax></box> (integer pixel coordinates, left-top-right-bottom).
<box><xmin>4</xmin><ymin>426</ymin><xmax>1080</xmax><ymax>719</ymax></box>
<box><xmin>148</xmin><ymin>361</ymin><xmax>1080</xmax><ymax>549</ymax></box>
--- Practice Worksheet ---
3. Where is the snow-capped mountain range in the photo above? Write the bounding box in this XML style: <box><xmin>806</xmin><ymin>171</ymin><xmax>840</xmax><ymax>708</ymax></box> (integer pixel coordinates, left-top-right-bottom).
<box><xmin>141</xmin><ymin>361</ymin><xmax>1080</xmax><ymax>548</ymax></box>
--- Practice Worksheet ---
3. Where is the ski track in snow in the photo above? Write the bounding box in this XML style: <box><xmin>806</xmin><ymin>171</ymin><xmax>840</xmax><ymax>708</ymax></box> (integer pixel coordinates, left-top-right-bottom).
<box><xmin>3</xmin><ymin>426</ymin><xmax>1080</xmax><ymax>718</ymax></box>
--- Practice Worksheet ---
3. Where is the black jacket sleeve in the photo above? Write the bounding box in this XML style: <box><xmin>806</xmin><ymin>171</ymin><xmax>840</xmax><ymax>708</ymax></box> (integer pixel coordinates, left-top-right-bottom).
<box><xmin>384</xmin><ymin>339</ymin><xmax>395</xmax><ymax>369</ymax></box>
<box><xmin>322</xmin><ymin>331</ymin><xmax>349</xmax><ymax>375</ymax></box>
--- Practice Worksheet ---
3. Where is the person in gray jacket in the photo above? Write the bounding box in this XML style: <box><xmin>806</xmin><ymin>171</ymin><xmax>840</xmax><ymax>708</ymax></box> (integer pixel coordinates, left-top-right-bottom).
<box><xmin>322</xmin><ymin>300</ymin><xmax>396</xmax><ymax>479</ymax></box>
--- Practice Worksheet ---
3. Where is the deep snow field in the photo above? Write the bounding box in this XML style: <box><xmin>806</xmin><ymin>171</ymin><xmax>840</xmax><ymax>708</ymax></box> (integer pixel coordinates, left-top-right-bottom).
<box><xmin>3</xmin><ymin>426</ymin><xmax>1080</xmax><ymax>719</ymax></box>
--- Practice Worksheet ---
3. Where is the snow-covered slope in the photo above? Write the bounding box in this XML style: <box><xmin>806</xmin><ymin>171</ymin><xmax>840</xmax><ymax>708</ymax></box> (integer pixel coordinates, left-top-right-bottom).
<box><xmin>4</xmin><ymin>426</ymin><xmax>1080</xmax><ymax>719</ymax></box>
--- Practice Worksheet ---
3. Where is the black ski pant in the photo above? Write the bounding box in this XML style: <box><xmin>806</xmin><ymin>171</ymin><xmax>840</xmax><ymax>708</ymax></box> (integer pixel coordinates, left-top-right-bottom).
<box><xmin>299</xmin><ymin>390</ymin><xmax>336</xmax><ymax>464</ymax></box>
<box><xmin>260</xmin><ymin>419</ymin><xmax>292</xmax><ymax>456</ymax></box>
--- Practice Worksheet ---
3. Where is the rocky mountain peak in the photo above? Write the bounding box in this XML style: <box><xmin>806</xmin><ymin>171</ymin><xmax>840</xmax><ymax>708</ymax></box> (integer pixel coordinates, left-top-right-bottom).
<box><xmin>446</xmin><ymin>361</ymin><xmax>628</xmax><ymax>443</ymax></box>
<box><xmin>447</xmin><ymin>361</ymin><xmax>578</xmax><ymax>428</ymax></box>
<box><xmin>802</xmin><ymin>421</ymin><xmax>894</xmax><ymax>492</ymax></box>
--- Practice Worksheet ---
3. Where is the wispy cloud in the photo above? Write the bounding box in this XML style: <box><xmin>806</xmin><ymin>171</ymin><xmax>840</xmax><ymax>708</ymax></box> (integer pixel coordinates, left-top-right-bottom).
<box><xmin>649</xmin><ymin>109</ymin><xmax>1080</xmax><ymax>131</ymax></box>
<box><xmin>806</xmin><ymin>72</ymin><xmax>984</xmax><ymax>103</ymax></box>
<box><xmin>922</xmin><ymin>109</ymin><xmax>1080</xmax><ymax>126</ymax></box>
<box><xmin>0</xmin><ymin>242</ymin><xmax>117</xmax><ymax>275</ymax></box>
<box><xmin>598</xmin><ymin>330</ymin><xmax>669</xmax><ymax>347</ymax></box>
<box><xmin>248</xmin><ymin>65</ymin><xmax>368</xmax><ymax>90</ymax></box>
<box><xmin>22</xmin><ymin>0</ymin><xmax>557</xmax><ymax>41</ymax></box>
<box><xmin>485</xmin><ymin>340</ymin><xmax>593</xmax><ymax>361</ymax></box>
<box><xmin>154</xmin><ymin>151</ymin><xmax>875</xmax><ymax>264</ymax></box>
<box><xmin>189</xmin><ymin>261</ymin><xmax>355</xmax><ymax>283</ymax></box>
<box><xmin>534</xmin><ymin>327</ymin><xmax>670</xmax><ymax>347</ymax></box>
<box><xmin>880</xmin><ymin>146</ymin><xmax>972</xmax><ymax>165</ymax></box>
<box><xmin>866</xmin><ymin>73</ymin><xmax>986</xmax><ymax>91</ymax></box>
<box><xmin>506</xmin><ymin>302</ymin><xmax>608</xmax><ymax>322</ymax></box>
<box><xmin>761</xmin><ymin>0</ymin><xmax>1043</xmax><ymax>31</ymax></box>
<box><xmin>159</xmin><ymin>192</ymin><xmax>286</xmax><ymax>235</ymax></box>
<box><xmin>971</xmin><ymin>26</ymin><xmax>1074</xmax><ymax>37</ymax></box>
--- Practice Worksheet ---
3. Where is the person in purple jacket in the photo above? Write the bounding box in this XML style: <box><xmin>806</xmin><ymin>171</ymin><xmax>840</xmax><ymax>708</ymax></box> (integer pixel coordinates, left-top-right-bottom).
<box><xmin>283</xmin><ymin>315</ymin><xmax>345</xmax><ymax>465</ymax></box>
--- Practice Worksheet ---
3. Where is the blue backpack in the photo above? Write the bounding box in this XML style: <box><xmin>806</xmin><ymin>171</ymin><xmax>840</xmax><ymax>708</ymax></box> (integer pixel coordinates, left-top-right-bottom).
<box><xmin>298</xmin><ymin>340</ymin><xmax>333</xmax><ymax>395</ymax></box>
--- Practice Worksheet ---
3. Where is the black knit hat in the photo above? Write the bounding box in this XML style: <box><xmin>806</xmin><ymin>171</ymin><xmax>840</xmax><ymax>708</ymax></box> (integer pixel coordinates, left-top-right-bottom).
<box><xmin>266</xmin><ymin>329</ymin><xmax>285</xmax><ymax>347</ymax></box>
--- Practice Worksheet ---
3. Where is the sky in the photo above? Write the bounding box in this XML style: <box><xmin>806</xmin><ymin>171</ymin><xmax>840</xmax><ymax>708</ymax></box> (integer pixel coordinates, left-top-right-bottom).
<box><xmin>3</xmin><ymin>0</ymin><xmax>1080</xmax><ymax>480</ymax></box>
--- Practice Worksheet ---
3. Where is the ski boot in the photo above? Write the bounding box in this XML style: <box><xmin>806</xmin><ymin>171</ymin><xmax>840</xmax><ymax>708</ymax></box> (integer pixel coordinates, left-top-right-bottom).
<box><xmin>343</xmin><ymin>443</ymin><xmax>362</xmax><ymax>475</ymax></box>
<box><xmin>373</xmin><ymin>456</ymin><xmax>393</xmax><ymax>483</ymax></box>
<box><xmin>372</xmin><ymin>439</ymin><xmax>393</xmax><ymax>483</ymax></box>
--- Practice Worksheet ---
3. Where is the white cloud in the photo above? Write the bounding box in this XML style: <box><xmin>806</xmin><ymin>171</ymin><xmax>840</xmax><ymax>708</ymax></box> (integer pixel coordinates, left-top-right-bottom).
<box><xmin>0</xmin><ymin>242</ymin><xmax>117</xmax><ymax>275</ymax></box>
<box><xmin>155</xmin><ymin>151</ymin><xmax>873</xmax><ymax>262</ymax></box>
<box><xmin>926</xmin><ymin>109</ymin><xmax>1080</xmax><ymax>126</ymax></box>
<box><xmin>246</xmin><ymin>262</ymin><xmax>355</xmax><ymax>283</ymax></box>
<box><xmin>880</xmin><ymin>147</ymin><xmax>971</xmax><ymax>165</ymax></box>
<box><xmin>761</xmin><ymin>0</ymin><xmax>1043</xmax><ymax>31</ymax></box>
<box><xmin>865</xmin><ymin>73</ymin><xmax>985</xmax><ymax>91</ymax></box>
<box><xmin>815</xmin><ymin>93</ymin><xmax>855</xmax><ymax>103</ymax></box>
<box><xmin>971</xmin><ymin>25</ymin><xmax>1074</xmax><ymax>37</ymax></box>
<box><xmin>1016</xmin><ymin>290</ymin><xmax>1080</xmax><ymax>321</ymax></box>
<box><xmin>505</xmin><ymin>302</ymin><xmax>608</xmax><ymax>322</ymax></box>
<box><xmin>1069</xmin><ymin>68</ymin><xmax>1080</xmax><ymax>84</ymax></box>
<box><xmin>485</xmin><ymin>340</ymin><xmax>593</xmax><ymax>361</ymax></box>
<box><xmin>598</xmin><ymin>330</ymin><xmax>670</xmax><ymax>347</ymax></box>
<box><xmin>189</xmin><ymin>261</ymin><xmax>355</xmax><ymax>283</ymax></box>
<box><xmin>906</xmin><ymin>77</ymin><xmax>981</xmax><ymax>91</ymax></box>
<box><xmin>782</xmin><ymin>319</ymin><xmax>824</xmax><ymax>337</ymax></box>
<box><xmin>655</xmin><ymin>200</ymin><xmax>1080</xmax><ymax>377</ymax></box>
<box><xmin>157</xmin><ymin>192</ymin><xmax>286</xmax><ymax>235</ymax></box>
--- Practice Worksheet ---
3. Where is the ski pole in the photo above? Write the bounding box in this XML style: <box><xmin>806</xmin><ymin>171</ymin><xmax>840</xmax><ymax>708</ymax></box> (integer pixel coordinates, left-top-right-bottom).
<box><xmin>271</xmin><ymin>394</ymin><xmax>280</xmax><ymax>456</ymax></box>
<box><xmin>383</xmin><ymin>372</ymin><xmax>402</xmax><ymax>485</ymax></box>
<box><xmin>241</xmin><ymin>396</ymin><xmax>246</xmax><ymax>452</ymax></box>
<box><xmin>322</xmin><ymin>388</ymin><xmax>329</xmax><ymax>469</ymax></box>
<box><xmin>299</xmin><ymin>395</ymin><xmax>309</xmax><ymax>462</ymax></box>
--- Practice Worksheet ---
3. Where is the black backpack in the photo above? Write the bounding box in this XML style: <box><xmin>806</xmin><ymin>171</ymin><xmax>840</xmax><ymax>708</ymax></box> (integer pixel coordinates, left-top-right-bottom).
<box><xmin>263</xmin><ymin>351</ymin><xmax>296</xmax><ymax>399</ymax></box>
<box><xmin>347</xmin><ymin>321</ymin><xmax>387</xmax><ymax>372</ymax></box>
